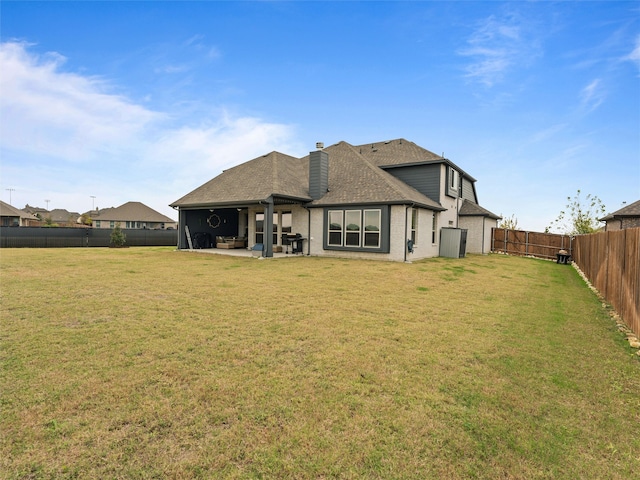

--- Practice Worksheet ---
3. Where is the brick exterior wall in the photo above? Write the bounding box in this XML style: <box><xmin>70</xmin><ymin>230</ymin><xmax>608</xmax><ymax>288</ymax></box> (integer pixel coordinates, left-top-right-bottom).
<box><xmin>605</xmin><ymin>217</ymin><xmax>640</xmax><ymax>231</ymax></box>
<box><xmin>622</xmin><ymin>217</ymin><xmax>640</xmax><ymax>229</ymax></box>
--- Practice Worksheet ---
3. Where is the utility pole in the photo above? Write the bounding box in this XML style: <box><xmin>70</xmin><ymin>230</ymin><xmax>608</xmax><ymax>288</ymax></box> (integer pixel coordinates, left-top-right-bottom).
<box><xmin>6</xmin><ymin>188</ymin><xmax>15</xmax><ymax>205</ymax></box>
<box><xmin>45</xmin><ymin>199</ymin><xmax>50</xmax><ymax>210</ymax></box>
<box><xmin>90</xmin><ymin>196</ymin><xmax>96</xmax><ymax>211</ymax></box>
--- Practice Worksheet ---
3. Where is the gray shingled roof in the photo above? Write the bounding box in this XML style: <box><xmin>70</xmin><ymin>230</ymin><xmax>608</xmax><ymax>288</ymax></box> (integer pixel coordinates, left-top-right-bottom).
<box><xmin>305</xmin><ymin>141</ymin><xmax>444</xmax><ymax>210</ymax></box>
<box><xmin>355</xmin><ymin>138</ymin><xmax>442</xmax><ymax>166</ymax></box>
<box><xmin>600</xmin><ymin>199</ymin><xmax>640</xmax><ymax>220</ymax></box>
<box><xmin>171</xmin><ymin>141</ymin><xmax>446</xmax><ymax>210</ymax></box>
<box><xmin>47</xmin><ymin>209</ymin><xmax>80</xmax><ymax>223</ymax></box>
<box><xmin>1</xmin><ymin>200</ymin><xmax>37</xmax><ymax>219</ymax></box>
<box><xmin>92</xmin><ymin>202</ymin><xmax>175</xmax><ymax>223</ymax></box>
<box><xmin>458</xmin><ymin>199</ymin><xmax>501</xmax><ymax>219</ymax></box>
<box><xmin>356</xmin><ymin>138</ymin><xmax>477</xmax><ymax>182</ymax></box>
<box><xmin>170</xmin><ymin>151</ymin><xmax>309</xmax><ymax>208</ymax></box>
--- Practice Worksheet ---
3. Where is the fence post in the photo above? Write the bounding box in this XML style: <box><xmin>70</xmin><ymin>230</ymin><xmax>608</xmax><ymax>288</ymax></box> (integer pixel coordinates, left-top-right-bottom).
<box><xmin>505</xmin><ymin>229</ymin><xmax>508</xmax><ymax>254</ymax></box>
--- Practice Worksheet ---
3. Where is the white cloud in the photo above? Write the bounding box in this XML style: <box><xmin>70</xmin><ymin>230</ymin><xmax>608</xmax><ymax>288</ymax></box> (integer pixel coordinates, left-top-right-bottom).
<box><xmin>0</xmin><ymin>41</ymin><xmax>298</xmax><ymax>218</ymax></box>
<box><xmin>579</xmin><ymin>78</ymin><xmax>606</xmax><ymax>113</ymax></box>
<box><xmin>0</xmin><ymin>41</ymin><xmax>163</xmax><ymax>161</ymax></box>
<box><xmin>150</xmin><ymin>113</ymin><xmax>301</xmax><ymax>177</ymax></box>
<box><xmin>458</xmin><ymin>12</ymin><xmax>542</xmax><ymax>87</ymax></box>
<box><xmin>183</xmin><ymin>34</ymin><xmax>221</xmax><ymax>60</ymax></box>
<box><xmin>529</xmin><ymin>123</ymin><xmax>568</xmax><ymax>144</ymax></box>
<box><xmin>625</xmin><ymin>34</ymin><xmax>640</xmax><ymax>73</ymax></box>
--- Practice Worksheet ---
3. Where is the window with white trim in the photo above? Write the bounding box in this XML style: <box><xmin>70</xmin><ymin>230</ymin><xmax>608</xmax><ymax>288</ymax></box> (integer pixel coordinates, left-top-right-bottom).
<box><xmin>447</xmin><ymin>166</ymin><xmax>459</xmax><ymax>197</ymax></box>
<box><xmin>411</xmin><ymin>208</ymin><xmax>418</xmax><ymax>245</ymax></box>
<box><xmin>327</xmin><ymin>208</ymin><xmax>381</xmax><ymax>249</ymax></box>
<box><xmin>328</xmin><ymin>210</ymin><xmax>343</xmax><ymax>246</ymax></box>
<box><xmin>255</xmin><ymin>212</ymin><xmax>264</xmax><ymax>244</ymax></box>
<box><xmin>364</xmin><ymin>209</ymin><xmax>381</xmax><ymax>247</ymax></box>
<box><xmin>345</xmin><ymin>210</ymin><xmax>361</xmax><ymax>246</ymax></box>
<box><xmin>432</xmin><ymin>213</ymin><xmax>437</xmax><ymax>244</ymax></box>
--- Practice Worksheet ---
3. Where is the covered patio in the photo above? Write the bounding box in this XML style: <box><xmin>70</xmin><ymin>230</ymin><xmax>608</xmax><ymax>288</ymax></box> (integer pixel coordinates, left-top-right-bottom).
<box><xmin>179</xmin><ymin>246</ymin><xmax>304</xmax><ymax>259</ymax></box>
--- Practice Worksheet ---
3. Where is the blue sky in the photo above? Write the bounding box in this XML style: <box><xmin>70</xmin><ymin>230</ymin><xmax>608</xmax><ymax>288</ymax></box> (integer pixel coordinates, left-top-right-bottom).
<box><xmin>1</xmin><ymin>1</ymin><xmax>638</xmax><ymax>231</ymax></box>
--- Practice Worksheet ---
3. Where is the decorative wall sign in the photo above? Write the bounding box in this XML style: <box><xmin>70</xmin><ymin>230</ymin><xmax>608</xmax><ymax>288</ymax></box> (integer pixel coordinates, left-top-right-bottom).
<box><xmin>207</xmin><ymin>213</ymin><xmax>221</xmax><ymax>229</ymax></box>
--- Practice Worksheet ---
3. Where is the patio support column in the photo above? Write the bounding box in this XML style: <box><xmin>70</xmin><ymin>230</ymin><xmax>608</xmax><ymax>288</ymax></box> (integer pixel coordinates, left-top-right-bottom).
<box><xmin>262</xmin><ymin>197</ymin><xmax>274</xmax><ymax>257</ymax></box>
<box><xmin>178</xmin><ymin>208</ymin><xmax>186</xmax><ymax>249</ymax></box>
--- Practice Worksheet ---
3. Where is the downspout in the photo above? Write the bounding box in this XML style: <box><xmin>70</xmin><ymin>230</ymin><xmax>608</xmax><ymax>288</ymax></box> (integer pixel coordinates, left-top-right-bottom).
<box><xmin>304</xmin><ymin>205</ymin><xmax>311</xmax><ymax>255</ymax></box>
<box><xmin>404</xmin><ymin>203</ymin><xmax>415</xmax><ymax>262</ymax></box>
<box><xmin>456</xmin><ymin>197</ymin><xmax>460</xmax><ymax>228</ymax></box>
<box><xmin>172</xmin><ymin>206</ymin><xmax>180</xmax><ymax>249</ymax></box>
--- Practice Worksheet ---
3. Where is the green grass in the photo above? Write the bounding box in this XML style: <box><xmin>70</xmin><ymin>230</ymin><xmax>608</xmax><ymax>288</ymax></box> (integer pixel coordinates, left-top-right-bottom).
<box><xmin>1</xmin><ymin>248</ymin><xmax>638</xmax><ymax>479</ymax></box>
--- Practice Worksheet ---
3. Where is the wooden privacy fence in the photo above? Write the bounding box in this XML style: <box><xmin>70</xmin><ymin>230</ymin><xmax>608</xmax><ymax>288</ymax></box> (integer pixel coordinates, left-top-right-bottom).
<box><xmin>573</xmin><ymin>228</ymin><xmax>640</xmax><ymax>337</ymax></box>
<box><xmin>491</xmin><ymin>228</ymin><xmax>573</xmax><ymax>260</ymax></box>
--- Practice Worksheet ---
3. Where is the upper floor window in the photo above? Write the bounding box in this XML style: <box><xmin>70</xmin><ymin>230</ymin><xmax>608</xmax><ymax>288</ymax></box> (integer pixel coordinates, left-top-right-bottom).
<box><xmin>447</xmin><ymin>167</ymin><xmax>459</xmax><ymax>197</ymax></box>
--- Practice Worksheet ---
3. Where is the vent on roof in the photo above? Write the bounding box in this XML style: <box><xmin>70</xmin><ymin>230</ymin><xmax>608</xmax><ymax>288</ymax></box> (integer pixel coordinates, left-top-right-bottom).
<box><xmin>316</xmin><ymin>142</ymin><xmax>324</xmax><ymax>150</ymax></box>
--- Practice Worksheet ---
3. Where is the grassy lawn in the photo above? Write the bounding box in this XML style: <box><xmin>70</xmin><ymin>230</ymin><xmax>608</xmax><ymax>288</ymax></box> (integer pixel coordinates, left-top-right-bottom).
<box><xmin>1</xmin><ymin>247</ymin><xmax>638</xmax><ymax>479</ymax></box>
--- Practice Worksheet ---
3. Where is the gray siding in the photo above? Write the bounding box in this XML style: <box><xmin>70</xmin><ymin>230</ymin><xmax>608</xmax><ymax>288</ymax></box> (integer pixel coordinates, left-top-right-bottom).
<box><xmin>309</xmin><ymin>150</ymin><xmax>329</xmax><ymax>200</ymax></box>
<box><xmin>461</xmin><ymin>178</ymin><xmax>476</xmax><ymax>202</ymax></box>
<box><xmin>384</xmin><ymin>164</ymin><xmax>441</xmax><ymax>203</ymax></box>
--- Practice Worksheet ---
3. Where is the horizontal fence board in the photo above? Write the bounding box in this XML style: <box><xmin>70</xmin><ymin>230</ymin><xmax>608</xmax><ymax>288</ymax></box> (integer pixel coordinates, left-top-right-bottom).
<box><xmin>491</xmin><ymin>228</ymin><xmax>573</xmax><ymax>260</ymax></box>
<box><xmin>0</xmin><ymin>226</ymin><xmax>177</xmax><ymax>248</ymax></box>
<box><xmin>573</xmin><ymin>228</ymin><xmax>639</xmax><ymax>337</ymax></box>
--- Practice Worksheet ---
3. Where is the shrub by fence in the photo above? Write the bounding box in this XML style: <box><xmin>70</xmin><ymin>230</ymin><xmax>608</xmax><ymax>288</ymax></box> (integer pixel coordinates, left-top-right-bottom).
<box><xmin>573</xmin><ymin>228</ymin><xmax>640</xmax><ymax>337</ymax></box>
<box><xmin>0</xmin><ymin>226</ymin><xmax>177</xmax><ymax>248</ymax></box>
<box><xmin>491</xmin><ymin>228</ymin><xmax>574</xmax><ymax>260</ymax></box>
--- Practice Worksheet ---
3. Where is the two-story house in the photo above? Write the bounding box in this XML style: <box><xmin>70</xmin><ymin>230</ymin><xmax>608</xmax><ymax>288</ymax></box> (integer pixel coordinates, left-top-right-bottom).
<box><xmin>170</xmin><ymin>139</ymin><xmax>500</xmax><ymax>261</ymax></box>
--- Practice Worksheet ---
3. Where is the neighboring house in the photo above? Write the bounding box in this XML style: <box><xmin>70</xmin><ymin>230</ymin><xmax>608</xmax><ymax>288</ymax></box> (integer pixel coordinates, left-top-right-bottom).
<box><xmin>22</xmin><ymin>204</ymin><xmax>49</xmax><ymax>220</ymax></box>
<box><xmin>0</xmin><ymin>200</ymin><xmax>38</xmax><ymax>226</ymax></box>
<box><xmin>47</xmin><ymin>208</ymin><xmax>81</xmax><ymax>226</ymax></box>
<box><xmin>22</xmin><ymin>205</ymin><xmax>82</xmax><ymax>227</ymax></box>
<box><xmin>600</xmin><ymin>200</ymin><xmax>640</xmax><ymax>231</ymax></box>
<box><xmin>170</xmin><ymin>139</ymin><xmax>500</xmax><ymax>261</ymax></box>
<box><xmin>90</xmin><ymin>201</ymin><xmax>177</xmax><ymax>229</ymax></box>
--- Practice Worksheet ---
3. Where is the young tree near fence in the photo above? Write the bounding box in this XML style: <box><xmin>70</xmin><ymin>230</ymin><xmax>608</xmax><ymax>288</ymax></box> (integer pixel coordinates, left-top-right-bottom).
<box><xmin>498</xmin><ymin>214</ymin><xmax>519</xmax><ymax>230</ymax></box>
<box><xmin>110</xmin><ymin>223</ymin><xmax>126</xmax><ymax>247</ymax></box>
<box><xmin>546</xmin><ymin>190</ymin><xmax>606</xmax><ymax>234</ymax></box>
